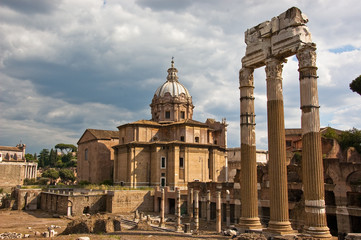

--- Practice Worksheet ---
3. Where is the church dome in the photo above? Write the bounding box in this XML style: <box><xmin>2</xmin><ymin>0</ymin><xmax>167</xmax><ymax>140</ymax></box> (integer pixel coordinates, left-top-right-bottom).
<box><xmin>150</xmin><ymin>59</ymin><xmax>194</xmax><ymax>123</ymax></box>
<box><xmin>154</xmin><ymin>60</ymin><xmax>190</xmax><ymax>98</ymax></box>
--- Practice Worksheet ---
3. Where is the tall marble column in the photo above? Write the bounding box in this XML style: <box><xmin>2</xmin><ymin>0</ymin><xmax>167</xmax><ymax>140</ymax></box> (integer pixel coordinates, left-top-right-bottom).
<box><xmin>159</xmin><ymin>188</ymin><xmax>165</xmax><ymax>227</ymax></box>
<box><xmin>226</xmin><ymin>190</ymin><xmax>231</xmax><ymax>227</ymax></box>
<box><xmin>206</xmin><ymin>190</ymin><xmax>211</xmax><ymax>222</ymax></box>
<box><xmin>239</xmin><ymin>67</ymin><xmax>262</xmax><ymax>230</ymax></box>
<box><xmin>216</xmin><ymin>191</ymin><xmax>222</xmax><ymax>233</ymax></box>
<box><xmin>188</xmin><ymin>188</ymin><xmax>193</xmax><ymax>219</ymax></box>
<box><xmin>265</xmin><ymin>58</ymin><xmax>294</xmax><ymax>234</ymax></box>
<box><xmin>176</xmin><ymin>188</ymin><xmax>182</xmax><ymax>232</ymax></box>
<box><xmin>194</xmin><ymin>190</ymin><xmax>199</xmax><ymax>232</ymax></box>
<box><xmin>297</xmin><ymin>43</ymin><xmax>331</xmax><ymax>238</ymax></box>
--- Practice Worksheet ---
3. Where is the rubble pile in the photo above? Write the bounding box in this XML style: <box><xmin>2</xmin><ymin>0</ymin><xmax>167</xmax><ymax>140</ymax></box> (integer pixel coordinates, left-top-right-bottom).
<box><xmin>0</xmin><ymin>232</ymin><xmax>24</xmax><ymax>239</ymax></box>
<box><xmin>237</xmin><ymin>233</ymin><xmax>267</xmax><ymax>240</ymax></box>
<box><xmin>62</xmin><ymin>215</ymin><xmax>122</xmax><ymax>235</ymax></box>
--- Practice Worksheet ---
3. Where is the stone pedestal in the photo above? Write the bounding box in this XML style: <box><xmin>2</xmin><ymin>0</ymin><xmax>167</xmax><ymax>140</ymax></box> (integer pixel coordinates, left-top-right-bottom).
<box><xmin>239</xmin><ymin>67</ymin><xmax>262</xmax><ymax>230</ymax></box>
<box><xmin>264</xmin><ymin>58</ymin><xmax>294</xmax><ymax>234</ymax></box>
<box><xmin>297</xmin><ymin>44</ymin><xmax>331</xmax><ymax>239</ymax></box>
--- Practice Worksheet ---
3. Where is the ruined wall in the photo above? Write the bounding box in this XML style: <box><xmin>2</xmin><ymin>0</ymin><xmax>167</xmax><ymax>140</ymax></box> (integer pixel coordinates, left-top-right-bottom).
<box><xmin>0</xmin><ymin>163</ymin><xmax>26</xmax><ymax>187</ymax></box>
<box><xmin>15</xmin><ymin>188</ymin><xmax>42</xmax><ymax>210</ymax></box>
<box><xmin>40</xmin><ymin>190</ymin><xmax>107</xmax><ymax>216</ymax></box>
<box><xmin>106</xmin><ymin>190</ymin><xmax>154</xmax><ymax>213</ymax></box>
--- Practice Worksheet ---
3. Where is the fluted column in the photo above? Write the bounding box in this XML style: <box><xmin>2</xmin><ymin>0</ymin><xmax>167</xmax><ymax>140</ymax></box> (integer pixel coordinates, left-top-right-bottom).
<box><xmin>239</xmin><ymin>67</ymin><xmax>262</xmax><ymax>230</ymax></box>
<box><xmin>265</xmin><ymin>58</ymin><xmax>294</xmax><ymax>234</ymax></box>
<box><xmin>297</xmin><ymin>43</ymin><xmax>331</xmax><ymax>239</ymax></box>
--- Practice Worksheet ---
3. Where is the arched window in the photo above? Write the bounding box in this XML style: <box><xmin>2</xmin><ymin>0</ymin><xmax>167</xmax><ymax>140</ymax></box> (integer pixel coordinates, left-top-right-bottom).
<box><xmin>85</xmin><ymin>149</ymin><xmax>88</xmax><ymax>161</ymax></box>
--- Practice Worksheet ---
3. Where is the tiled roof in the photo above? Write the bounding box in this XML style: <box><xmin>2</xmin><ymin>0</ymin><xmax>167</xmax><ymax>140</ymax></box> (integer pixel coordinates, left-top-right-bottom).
<box><xmin>87</xmin><ymin>129</ymin><xmax>119</xmax><ymax>140</ymax></box>
<box><xmin>0</xmin><ymin>146</ymin><xmax>22</xmax><ymax>151</ymax></box>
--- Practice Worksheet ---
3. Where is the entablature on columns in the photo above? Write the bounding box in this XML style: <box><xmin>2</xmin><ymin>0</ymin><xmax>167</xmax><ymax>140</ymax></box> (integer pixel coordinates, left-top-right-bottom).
<box><xmin>242</xmin><ymin>7</ymin><xmax>312</xmax><ymax>68</ymax></box>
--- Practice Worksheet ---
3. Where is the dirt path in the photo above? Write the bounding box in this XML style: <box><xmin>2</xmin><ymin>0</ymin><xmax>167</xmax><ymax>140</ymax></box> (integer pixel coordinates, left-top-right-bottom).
<box><xmin>0</xmin><ymin>210</ymin><xmax>230</xmax><ymax>239</ymax></box>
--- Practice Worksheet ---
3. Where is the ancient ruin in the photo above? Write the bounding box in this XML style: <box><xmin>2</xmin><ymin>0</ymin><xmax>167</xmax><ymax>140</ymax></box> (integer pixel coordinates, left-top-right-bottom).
<box><xmin>239</xmin><ymin>7</ymin><xmax>330</xmax><ymax>238</ymax></box>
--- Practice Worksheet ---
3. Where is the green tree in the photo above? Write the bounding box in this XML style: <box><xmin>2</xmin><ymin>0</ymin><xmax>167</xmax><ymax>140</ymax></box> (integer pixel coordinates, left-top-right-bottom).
<box><xmin>59</xmin><ymin>169</ymin><xmax>75</xmax><ymax>182</ymax></box>
<box><xmin>49</xmin><ymin>149</ymin><xmax>58</xmax><ymax>167</ymax></box>
<box><xmin>350</xmin><ymin>75</ymin><xmax>361</xmax><ymax>95</ymax></box>
<box><xmin>55</xmin><ymin>143</ymin><xmax>77</xmax><ymax>154</ymax></box>
<box><xmin>25</xmin><ymin>153</ymin><xmax>36</xmax><ymax>162</ymax></box>
<box><xmin>38</xmin><ymin>149</ymin><xmax>50</xmax><ymax>168</ymax></box>
<box><xmin>42</xmin><ymin>169</ymin><xmax>59</xmax><ymax>182</ymax></box>
<box><xmin>338</xmin><ymin>128</ymin><xmax>361</xmax><ymax>154</ymax></box>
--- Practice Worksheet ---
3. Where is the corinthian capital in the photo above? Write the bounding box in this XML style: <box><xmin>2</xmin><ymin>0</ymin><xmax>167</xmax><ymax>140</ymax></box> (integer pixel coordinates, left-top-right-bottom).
<box><xmin>239</xmin><ymin>67</ymin><xmax>254</xmax><ymax>87</ymax></box>
<box><xmin>296</xmin><ymin>43</ymin><xmax>317</xmax><ymax>69</ymax></box>
<box><xmin>265</xmin><ymin>58</ymin><xmax>284</xmax><ymax>80</ymax></box>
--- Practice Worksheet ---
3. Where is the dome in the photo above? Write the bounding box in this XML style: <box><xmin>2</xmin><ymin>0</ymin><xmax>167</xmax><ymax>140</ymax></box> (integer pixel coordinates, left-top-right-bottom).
<box><xmin>150</xmin><ymin>59</ymin><xmax>194</xmax><ymax>123</ymax></box>
<box><xmin>154</xmin><ymin>80</ymin><xmax>190</xmax><ymax>98</ymax></box>
<box><xmin>154</xmin><ymin>60</ymin><xmax>191</xmax><ymax>98</ymax></box>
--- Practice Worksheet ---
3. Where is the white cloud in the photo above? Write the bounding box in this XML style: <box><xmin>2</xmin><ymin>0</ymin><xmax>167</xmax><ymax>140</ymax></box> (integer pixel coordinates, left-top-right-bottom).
<box><xmin>1</xmin><ymin>0</ymin><xmax>361</xmax><ymax>153</ymax></box>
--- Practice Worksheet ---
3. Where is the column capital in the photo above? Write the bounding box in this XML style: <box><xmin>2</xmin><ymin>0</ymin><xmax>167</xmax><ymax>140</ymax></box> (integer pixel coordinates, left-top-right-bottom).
<box><xmin>265</xmin><ymin>58</ymin><xmax>285</xmax><ymax>80</ymax></box>
<box><xmin>297</xmin><ymin>43</ymin><xmax>317</xmax><ymax>69</ymax></box>
<box><xmin>239</xmin><ymin>67</ymin><xmax>254</xmax><ymax>87</ymax></box>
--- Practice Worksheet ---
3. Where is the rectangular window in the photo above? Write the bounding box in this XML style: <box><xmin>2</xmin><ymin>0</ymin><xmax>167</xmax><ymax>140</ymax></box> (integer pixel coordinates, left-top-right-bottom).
<box><xmin>85</xmin><ymin>149</ymin><xmax>88</xmax><ymax>161</ymax></box>
<box><xmin>195</xmin><ymin>137</ymin><xmax>199</xmax><ymax>143</ymax></box>
<box><xmin>165</xmin><ymin>111</ymin><xmax>171</xmax><ymax>119</ymax></box>
<box><xmin>180</xmin><ymin>111</ymin><xmax>185</xmax><ymax>119</ymax></box>
<box><xmin>161</xmin><ymin>156</ymin><xmax>166</xmax><ymax>169</ymax></box>
<box><xmin>180</xmin><ymin>136</ymin><xmax>185</xmax><ymax>142</ymax></box>
<box><xmin>160</xmin><ymin>177</ymin><xmax>166</xmax><ymax>187</ymax></box>
<box><xmin>179</xmin><ymin>157</ymin><xmax>184</xmax><ymax>168</ymax></box>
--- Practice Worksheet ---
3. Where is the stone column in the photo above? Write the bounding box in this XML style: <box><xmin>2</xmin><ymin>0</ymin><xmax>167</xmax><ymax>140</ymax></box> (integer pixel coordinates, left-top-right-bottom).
<box><xmin>226</xmin><ymin>190</ymin><xmax>231</xmax><ymax>227</ymax></box>
<box><xmin>159</xmin><ymin>188</ymin><xmax>165</xmax><ymax>227</ymax></box>
<box><xmin>297</xmin><ymin>43</ymin><xmax>331</xmax><ymax>238</ymax></box>
<box><xmin>194</xmin><ymin>190</ymin><xmax>199</xmax><ymax>232</ymax></box>
<box><xmin>176</xmin><ymin>188</ymin><xmax>182</xmax><ymax>232</ymax></box>
<box><xmin>265</xmin><ymin>58</ymin><xmax>294</xmax><ymax>234</ymax></box>
<box><xmin>188</xmin><ymin>188</ymin><xmax>193</xmax><ymax>219</ymax></box>
<box><xmin>206</xmin><ymin>190</ymin><xmax>211</xmax><ymax>222</ymax></box>
<box><xmin>216</xmin><ymin>191</ymin><xmax>222</xmax><ymax>233</ymax></box>
<box><xmin>239</xmin><ymin>67</ymin><xmax>262</xmax><ymax>230</ymax></box>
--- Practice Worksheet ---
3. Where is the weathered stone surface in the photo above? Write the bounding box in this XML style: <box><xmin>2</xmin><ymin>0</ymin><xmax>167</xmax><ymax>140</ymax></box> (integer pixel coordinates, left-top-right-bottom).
<box><xmin>62</xmin><ymin>215</ymin><xmax>122</xmax><ymax>235</ymax></box>
<box><xmin>242</xmin><ymin>7</ymin><xmax>312</xmax><ymax>68</ymax></box>
<box><xmin>237</xmin><ymin>233</ymin><xmax>266</xmax><ymax>240</ymax></box>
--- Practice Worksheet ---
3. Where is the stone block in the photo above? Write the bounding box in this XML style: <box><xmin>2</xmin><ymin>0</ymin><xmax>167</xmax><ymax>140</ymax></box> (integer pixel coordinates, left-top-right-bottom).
<box><xmin>271</xmin><ymin>25</ymin><xmax>312</xmax><ymax>58</ymax></box>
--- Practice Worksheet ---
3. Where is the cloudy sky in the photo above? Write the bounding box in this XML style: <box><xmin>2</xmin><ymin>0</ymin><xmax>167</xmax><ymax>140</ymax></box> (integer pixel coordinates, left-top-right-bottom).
<box><xmin>1</xmin><ymin>0</ymin><xmax>361</xmax><ymax>154</ymax></box>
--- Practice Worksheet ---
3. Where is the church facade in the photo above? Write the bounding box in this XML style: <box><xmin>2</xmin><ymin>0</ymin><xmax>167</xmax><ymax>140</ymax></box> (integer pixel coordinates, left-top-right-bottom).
<box><xmin>78</xmin><ymin>60</ymin><xmax>227</xmax><ymax>189</ymax></box>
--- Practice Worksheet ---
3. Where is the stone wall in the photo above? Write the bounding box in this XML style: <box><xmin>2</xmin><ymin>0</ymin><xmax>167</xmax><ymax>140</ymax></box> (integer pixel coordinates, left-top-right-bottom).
<box><xmin>0</xmin><ymin>163</ymin><xmax>25</xmax><ymax>187</ymax></box>
<box><xmin>15</xmin><ymin>188</ymin><xmax>42</xmax><ymax>210</ymax></box>
<box><xmin>106</xmin><ymin>190</ymin><xmax>154</xmax><ymax>213</ymax></box>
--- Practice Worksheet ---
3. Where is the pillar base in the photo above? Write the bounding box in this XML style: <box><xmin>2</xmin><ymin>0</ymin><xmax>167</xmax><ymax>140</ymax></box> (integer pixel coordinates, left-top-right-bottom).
<box><xmin>238</xmin><ymin>217</ymin><xmax>263</xmax><ymax>230</ymax></box>
<box><xmin>304</xmin><ymin>226</ymin><xmax>332</xmax><ymax>239</ymax></box>
<box><xmin>176</xmin><ymin>226</ymin><xmax>183</xmax><ymax>232</ymax></box>
<box><xmin>265</xmin><ymin>221</ymin><xmax>296</xmax><ymax>235</ymax></box>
